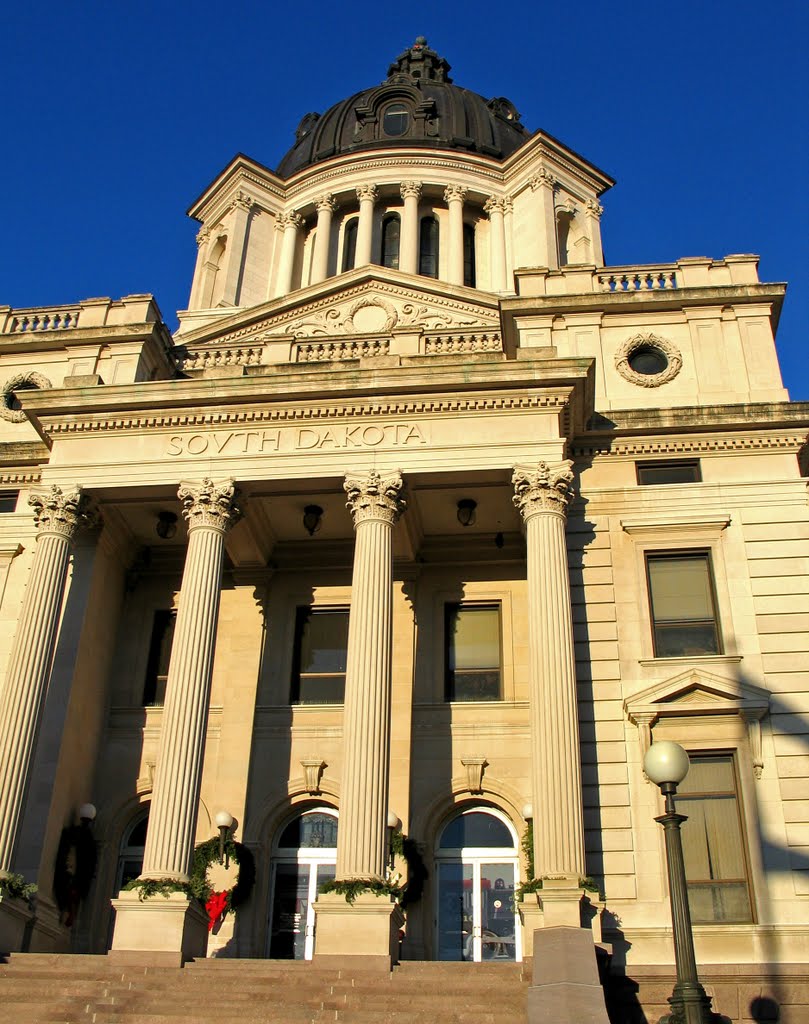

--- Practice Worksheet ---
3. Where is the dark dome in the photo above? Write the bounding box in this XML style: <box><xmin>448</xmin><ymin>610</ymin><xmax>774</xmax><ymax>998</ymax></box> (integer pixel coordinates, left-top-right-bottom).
<box><xmin>276</xmin><ymin>38</ymin><xmax>531</xmax><ymax>179</ymax></box>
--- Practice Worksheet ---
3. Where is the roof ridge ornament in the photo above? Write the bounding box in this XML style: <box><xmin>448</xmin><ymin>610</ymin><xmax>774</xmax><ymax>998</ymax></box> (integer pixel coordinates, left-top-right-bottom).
<box><xmin>386</xmin><ymin>36</ymin><xmax>453</xmax><ymax>84</ymax></box>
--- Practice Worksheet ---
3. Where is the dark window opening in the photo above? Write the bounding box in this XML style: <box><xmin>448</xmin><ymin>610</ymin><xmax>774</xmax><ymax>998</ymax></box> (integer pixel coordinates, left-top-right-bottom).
<box><xmin>381</xmin><ymin>214</ymin><xmax>401</xmax><ymax>270</ymax></box>
<box><xmin>341</xmin><ymin>218</ymin><xmax>358</xmax><ymax>272</ymax></box>
<box><xmin>647</xmin><ymin>552</ymin><xmax>721</xmax><ymax>658</ymax></box>
<box><xmin>463</xmin><ymin>223</ymin><xmax>476</xmax><ymax>287</ymax></box>
<box><xmin>445</xmin><ymin>603</ymin><xmax>502</xmax><ymax>701</ymax></box>
<box><xmin>142</xmin><ymin>610</ymin><xmax>176</xmax><ymax>706</ymax></box>
<box><xmin>679</xmin><ymin>754</ymin><xmax>753</xmax><ymax>923</ymax></box>
<box><xmin>291</xmin><ymin>607</ymin><xmax>349</xmax><ymax>704</ymax></box>
<box><xmin>637</xmin><ymin>460</ymin><xmax>702</xmax><ymax>485</ymax></box>
<box><xmin>0</xmin><ymin>490</ymin><xmax>19</xmax><ymax>513</ymax></box>
<box><xmin>629</xmin><ymin>345</ymin><xmax>668</xmax><ymax>375</ymax></box>
<box><xmin>419</xmin><ymin>216</ymin><xmax>439</xmax><ymax>277</ymax></box>
<box><xmin>383</xmin><ymin>103</ymin><xmax>410</xmax><ymax>137</ymax></box>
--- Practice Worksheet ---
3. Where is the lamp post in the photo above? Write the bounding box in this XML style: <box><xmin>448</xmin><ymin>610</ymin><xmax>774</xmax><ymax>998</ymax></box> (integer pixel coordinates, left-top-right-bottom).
<box><xmin>644</xmin><ymin>741</ymin><xmax>726</xmax><ymax>1024</ymax></box>
<box><xmin>215</xmin><ymin>810</ymin><xmax>234</xmax><ymax>868</ymax></box>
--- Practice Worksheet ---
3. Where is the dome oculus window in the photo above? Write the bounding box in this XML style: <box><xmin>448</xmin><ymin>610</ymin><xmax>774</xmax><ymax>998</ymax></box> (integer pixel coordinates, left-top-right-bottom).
<box><xmin>383</xmin><ymin>103</ymin><xmax>410</xmax><ymax>137</ymax></box>
<box><xmin>615</xmin><ymin>332</ymin><xmax>683</xmax><ymax>388</ymax></box>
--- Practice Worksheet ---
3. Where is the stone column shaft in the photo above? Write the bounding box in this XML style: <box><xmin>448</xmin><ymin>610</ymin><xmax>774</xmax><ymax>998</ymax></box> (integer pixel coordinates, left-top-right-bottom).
<box><xmin>513</xmin><ymin>462</ymin><xmax>585</xmax><ymax>879</ymax></box>
<box><xmin>337</xmin><ymin>472</ymin><xmax>405</xmax><ymax>880</ymax></box>
<box><xmin>444</xmin><ymin>185</ymin><xmax>467</xmax><ymax>285</ymax></box>
<box><xmin>585</xmin><ymin>199</ymin><xmax>605</xmax><ymax>267</ymax></box>
<box><xmin>189</xmin><ymin>227</ymin><xmax>210</xmax><ymax>309</ymax></box>
<box><xmin>220</xmin><ymin>192</ymin><xmax>253</xmax><ymax>305</ymax></box>
<box><xmin>140</xmin><ymin>480</ymin><xmax>240</xmax><ymax>881</ymax></box>
<box><xmin>355</xmin><ymin>185</ymin><xmax>377</xmax><ymax>268</ymax></box>
<box><xmin>400</xmin><ymin>182</ymin><xmax>422</xmax><ymax>275</ymax></box>
<box><xmin>529</xmin><ymin>171</ymin><xmax>559</xmax><ymax>270</ymax></box>
<box><xmin>486</xmin><ymin>197</ymin><xmax>508</xmax><ymax>291</ymax></box>
<box><xmin>0</xmin><ymin>487</ymin><xmax>93</xmax><ymax>872</ymax></box>
<box><xmin>311</xmin><ymin>194</ymin><xmax>336</xmax><ymax>285</ymax></box>
<box><xmin>275</xmin><ymin>212</ymin><xmax>303</xmax><ymax>297</ymax></box>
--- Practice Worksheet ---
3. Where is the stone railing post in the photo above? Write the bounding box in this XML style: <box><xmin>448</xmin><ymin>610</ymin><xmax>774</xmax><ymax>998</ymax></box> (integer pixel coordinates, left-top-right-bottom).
<box><xmin>513</xmin><ymin>461</ymin><xmax>585</xmax><ymax>880</ymax></box>
<box><xmin>336</xmin><ymin>471</ymin><xmax>406</xmax><ymax>880</ymax></box>
<box><xmin>0</xmin><ymin>486</ymin><xmax>96</xmax><ymax>873</ymax></box>
<box><xmin>139</xmin><ymin>479</ymin><xmax>241</xmax><ymax>882</ymax></box>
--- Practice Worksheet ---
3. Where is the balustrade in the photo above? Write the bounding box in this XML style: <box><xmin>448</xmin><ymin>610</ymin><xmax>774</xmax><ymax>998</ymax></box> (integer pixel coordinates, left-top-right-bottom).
<box><xmin>598</xmin><ymin>267</ymin><xmax>678</xmax><ymax>291</ymax></box>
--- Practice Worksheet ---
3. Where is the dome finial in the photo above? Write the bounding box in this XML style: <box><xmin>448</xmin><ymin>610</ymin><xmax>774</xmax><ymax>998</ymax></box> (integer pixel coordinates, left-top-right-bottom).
<box><xmin>387</xmin><ymin>37</ymin><xmax>452</xmax><ymax>84</ymax></box>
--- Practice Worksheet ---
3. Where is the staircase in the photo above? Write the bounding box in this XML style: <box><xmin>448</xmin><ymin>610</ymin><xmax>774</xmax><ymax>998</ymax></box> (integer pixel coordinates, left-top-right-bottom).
<box><xmin>0</xmin><ymin>955</ymin><xmax>531</xmax><ymax>1024</ymax></box>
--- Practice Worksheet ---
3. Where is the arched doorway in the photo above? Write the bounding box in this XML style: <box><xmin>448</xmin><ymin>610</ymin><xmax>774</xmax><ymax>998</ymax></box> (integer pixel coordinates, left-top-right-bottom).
<box><xmin>115</xmin><ymin>810</ymin><xmax>148</xmax><ymax>894</ymax></box>
<box><xmin>266</xmin><ymin>806</ymin><xmax>337</xmax><ymax>960</ymax></box>
<box><xmin>434</xmin><ymin>807</ymin><xmax>520</xmax><ymax>962</ymax></box>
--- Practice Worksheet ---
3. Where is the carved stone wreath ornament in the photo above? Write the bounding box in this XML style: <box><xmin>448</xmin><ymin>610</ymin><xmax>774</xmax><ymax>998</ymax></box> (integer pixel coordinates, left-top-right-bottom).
<box><xmin>1</xmin><ymin>371</ymin><xmax>52</xmax><ymax>422</ymax></box>
<box><xmin>615</xmin><ymin>332</ymin><xmax>683</xmax><ymax>388</ymax></box>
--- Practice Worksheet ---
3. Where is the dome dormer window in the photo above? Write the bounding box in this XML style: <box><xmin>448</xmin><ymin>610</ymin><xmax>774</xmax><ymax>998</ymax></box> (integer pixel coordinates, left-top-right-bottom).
<box><xmin>383</xmin><ymin>103</ymin><xmax>410</xmax><ymax>138</ymax></box>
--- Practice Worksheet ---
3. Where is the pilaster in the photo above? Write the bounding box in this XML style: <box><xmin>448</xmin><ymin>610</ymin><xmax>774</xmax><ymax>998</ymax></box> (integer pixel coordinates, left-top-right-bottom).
<box><xmin>355</xmin><ymin>185</ymin><xmax>378</xmax><ymax>268</ymax></box>
<box><xmin>444</xmin><ymin>185</ymin><xmax>467</xmax><ymax>285</ymax></box>
<box><xmin>400</xmin><ymin>181</ymin><xmax>422</xmax><ymax>275</ymax></box>
<box><xmin>312</xmin><ymin>194</ymin><xmax>336</xmax><ymax>284</ymax></box>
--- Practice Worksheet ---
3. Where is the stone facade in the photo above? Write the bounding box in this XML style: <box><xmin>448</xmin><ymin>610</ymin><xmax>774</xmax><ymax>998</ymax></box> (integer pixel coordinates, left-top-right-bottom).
<box><xmin>0</xmin><ymin>38</ymin><xmax>807</xmax><ymax>1019</ymax></box>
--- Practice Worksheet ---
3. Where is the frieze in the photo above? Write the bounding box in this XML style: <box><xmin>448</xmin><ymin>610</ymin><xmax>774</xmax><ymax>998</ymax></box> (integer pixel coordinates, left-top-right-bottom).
<box><xmin>165</xmin><ymin>422</ymin><xmax>429</xmax><ymax>457</ymax></box>
<box><xmin>43</xmin><ymin>393</ymin><xmax>566</xmax><ymax>436</ymax></box>
<box><xmin>572</xmin><ymin>434</ymin><xmax>808</xmax><ymax>458</ymax></box>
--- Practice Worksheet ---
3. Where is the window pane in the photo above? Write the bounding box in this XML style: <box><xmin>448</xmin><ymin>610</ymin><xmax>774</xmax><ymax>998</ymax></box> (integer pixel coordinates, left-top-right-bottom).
<box><xmin>143</xmin><ymin>610</ymin><xmax>176</xmax><ymax>706</ymax></box>
<box><xmin>293</xmin><ymin>608</ymin><xmax>349</xmax><ymax>704</ymax></box>
<box><xmin>383</xmin><ymin>103</ymin><xmax>409</xmax><ymax>137</ymax></box>
<box><xmin>279</xmin><ymin>812</ymin><xmax>338</xmax><ymax>850</ymax></box>
<box><xmin>647</xmin><ymin>554</ymin><xmax>721</xmax><ymax>658</ymax></box>
<box><xmin>446</xmin><ymin>605</ymin><xmax>501</xmax><ymax>701</ymax></box>
<box><xmin>637</xmin><ymin>461</ymin><xmax>701</xmax><ymax>485</ymax></box>
<box><xmin>381</xmin><ymin>216</ymin><xmax>400</xmax><ymax>269</ymax></box>
<box><xmin>439</xmin><ymin>812</ymin><xmax>513</xmax><ymax>849</ymax></box>
<box><xmin>0</xmin><ymin>490</ymin><xmax>19</xmax><ymax>512</ymax></box>
<box><xmin>677</xmin><ymin>754</ymin><xmax>752</xmax><ymax>924</ymax></box>
<box><xmin>341</xmin><ymin>219</ymin><xmax>357</xmax><ymax>272</ymax></box>
<box><xmin>419</xmin><ymin>217</ymin><xmax>439</xmax><ymax>277</ymax></box>
<box><xmin>463</xmin><ymin>223</ymin><xmax>476</xmax><ymax>287</ymax></box>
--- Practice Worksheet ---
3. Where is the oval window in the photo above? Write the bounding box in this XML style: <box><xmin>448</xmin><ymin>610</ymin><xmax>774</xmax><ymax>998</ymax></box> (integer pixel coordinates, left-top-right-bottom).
<box><xmin>628</xmin><ymin>345</ymin><xmax>668</xmax><ymax>376</ymax></box>
<box><xmin>383</xmin><ymin>103</ymin><xmax>410</xmax><ymax>137</ymax></box>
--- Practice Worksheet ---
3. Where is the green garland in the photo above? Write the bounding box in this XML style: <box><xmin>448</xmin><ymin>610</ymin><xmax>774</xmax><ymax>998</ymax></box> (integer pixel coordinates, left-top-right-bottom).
<box><xmin>0</xmin><ymin>871</ymin><xmax>37</xmax><ymax>907</ymax></box>
<box><xmin>124</xmin><ymin>835</ymin><xmax>256</xmax><ymax>911</ymax></box>
<box><xmin>319</xmin><ymin>877</ymin><xmax>403</xmax><ymax>905</ymax></box>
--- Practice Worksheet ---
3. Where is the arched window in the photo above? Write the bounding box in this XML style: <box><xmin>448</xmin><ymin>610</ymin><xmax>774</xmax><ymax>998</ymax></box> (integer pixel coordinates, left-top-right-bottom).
<box><xmin>463</xmin><ymin>223</ymin><xmax>476</xmax><ymax>287</ymax></box>
<box><xmin>341</xmin><ymin>218</ymin><xmax>358</xmax><ymax>272</ymax></box>
<box><xmin>435</xmin><ymin>807</ymin><xmax>519</xmax><ymax>962</ymax></box>
<box><xmin>419</xmin><ymin>216</ymin><xmax>439</xmax><ymax>278</ymax></box>
<box><xmin>382</xmin><ymin>103</ymin><xmax>410</xmax><ymax>137</ymax></box>
<box><xmin>557</xmin><ymin>211</ymin><xmax>572</xmax><ymax>267</ymax></box>
<box><xmin>268</xmin><ymin>807</ymin><xmax>338</xmax><ymax>960</ymax></box>
<box><xmin>116</xmin><ymin>810</ymin><xmax>149</xmax><ymax>895</ymax></box>
<box><xmin>202</xmin><ymin>235</ymin><xmax>226</xmax><ymax>307</ymax></box>
<box><xmin>380</xmin><ymin>214</ymin><xmax>401</xmax><ymax>270</ymax></box>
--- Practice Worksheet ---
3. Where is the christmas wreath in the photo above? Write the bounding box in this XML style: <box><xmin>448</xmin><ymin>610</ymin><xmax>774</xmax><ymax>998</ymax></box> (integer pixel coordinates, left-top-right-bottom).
<box><xmin>190</xmin><ymin>836</ymin><xmax>255</xmax><ymax>931</ymax></box>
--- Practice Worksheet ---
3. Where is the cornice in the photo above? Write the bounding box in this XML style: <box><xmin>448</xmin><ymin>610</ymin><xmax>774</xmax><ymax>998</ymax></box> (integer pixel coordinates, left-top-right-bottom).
<box><xmin>573</xmin><ymin>432</ymin><xmax>808</xmax><ymax>458</ymax></box>
<box><xmin>0</xmin><ymin>469</ymin><xmax>41</xmax><ymax>485</ymax></box>
<box><xmin>41</xmin><ymin>391</ymin><xmax>571</xmax><ymax>437</ymax></box>
<box><xmin>502</xmin><ymin>132</ymin><xmax>615</xmax><ymax>197</ymax></box>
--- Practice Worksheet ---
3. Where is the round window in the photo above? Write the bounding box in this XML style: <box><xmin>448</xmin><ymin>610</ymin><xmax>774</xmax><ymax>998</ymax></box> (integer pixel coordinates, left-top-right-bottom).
<box><xmin>627</xmin><ymin>344</ymin><xmax>669</xmax><ymax>376</ymax></box>
<box><xmin>383</xmin><ymin>104</ymin><xmax>409</xmax><ymax>137</ymax></box>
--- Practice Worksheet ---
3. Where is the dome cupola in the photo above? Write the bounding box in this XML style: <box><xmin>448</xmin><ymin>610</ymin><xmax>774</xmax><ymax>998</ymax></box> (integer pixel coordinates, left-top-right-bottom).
<box><xmin>276</xmin><ymin>38</ymin><xmax>531</xmax><ymax>178</ymax></box>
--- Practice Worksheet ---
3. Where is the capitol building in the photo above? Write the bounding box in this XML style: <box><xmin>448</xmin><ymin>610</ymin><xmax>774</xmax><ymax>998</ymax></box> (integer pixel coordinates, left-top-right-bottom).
<box><xmin>0</xmin><ymin>37</ymin><xmax>806</xmax><ymax>1022</ymax></box>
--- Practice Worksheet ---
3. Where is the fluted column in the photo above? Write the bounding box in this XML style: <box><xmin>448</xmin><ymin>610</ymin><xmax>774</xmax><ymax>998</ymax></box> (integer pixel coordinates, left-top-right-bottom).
<box><xmin>528</xmin><ymin>169</ymin><xmax>559</xmax><ymax>270</ymax></box>
<box><xmin>275</xmin><ymin>212</ymin><xmax>304</xmax><ymax>297</ymax></box>
<box><xmin>513</xmin><ymin>462</ymin><xmax>585</xmax><ymax>879</ymax></box>
<box><xmin>355</xmin><ymin>185</ymin><xmax>378</xmax><ymax>268</ymax></box>
<box><xmin>188</xmin><ymin>227</ymin><xmax>210</xmax><ymax>309</ymax></box>
<box><xmin>0</xmin><ymin>486</ymin><xmax>95</xmax><ymax>872</ymax></box>
<box><xmin>140</xmin><ymin>479</ymin><xmax>241</xmax><ymax>881</ymax></box>
<box><xmin>485</xmin><ymin>196</ymin><xmax>508</xmax><ymax>291</ymax></box>
<box><xmin>400</xmin><ymin>181</ymin><xmax>422</xmax><ymax>274</ymax></box>
<box><xmin>337</xmin><ymin>471</ymin><xmax>406</xmax><ymax>881</ymax></box>
<box><xmin>444</xmin><ymin>185</ymin><xmax>467</xmax><ymax>285</ymax></box>
<box><xmin>311</xmin><ymin>194</ymin><xmax>336</xmax><ymax>284</ymax></box>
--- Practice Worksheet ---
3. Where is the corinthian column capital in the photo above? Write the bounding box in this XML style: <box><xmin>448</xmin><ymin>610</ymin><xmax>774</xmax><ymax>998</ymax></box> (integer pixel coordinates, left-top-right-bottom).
<box><xmin>315</xmin><ymin>193</ymin><xmax>337</xmax><ymax>213</ymax></box>
<box><xmin>231</xmin><ymin>190</ymin><xmax>254</xmax><ymax>211</ymax></box>
<box><xmin>356</xmin><ymin>184</ymin><xmax>378</xmax><ymax>204</ymax></box>
<box><xmin>443</xmin><ymin>184</ymin><xmax>467</xmax><ymax>204</ymax></box>
<box><xmin>179</xmin><ymin>478</ymin><xmax>242</xmax><ymax>533</ymax></box>
<box><xmin>512</xmin><ymin>461</ymin><xmax>575</xmax><ymax>520</ymax></box>
<box><xmin>585</xmin><ymin>198</ymin><xmax>604</xmax><ymax>219</ymax></box>
<box><xmin>400</xmin><ymin>180</ymin><xmax>422</xmax><ymax>201</ymax></box>
<box><xmin>29</xmin><ymin>485</ymin><xmax>97</xmax><ymax>539</ymax></box>
<box><xmin>344</xmin><ymin>470</ymin><xmax>406</xmax><ymax>527</ymax></box>
<box><xmin>195</xmin><ymin>226</ymin><xmax>210</xmax><ymax>248</ymax></box>
<box><xmin>529</xmin><ymin>167</ymin><xmax>556</xmax><ymax>191</ymax></box>
<box><xmin>484</xmin><ymin>196</ymin><xmax>506</xmax><ymax>216</ymax></box>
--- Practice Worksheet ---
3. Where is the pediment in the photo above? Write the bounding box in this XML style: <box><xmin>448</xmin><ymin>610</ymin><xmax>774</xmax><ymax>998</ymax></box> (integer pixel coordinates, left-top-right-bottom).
<box><xmin>624</xmin><ymin>668</ymin><xmax>770</xmax><ymax>722</ymax></box>
<box><xmin>175</xmin><ymin>268</ymin><xmax>500</xmax><ymax>354</ymax></box>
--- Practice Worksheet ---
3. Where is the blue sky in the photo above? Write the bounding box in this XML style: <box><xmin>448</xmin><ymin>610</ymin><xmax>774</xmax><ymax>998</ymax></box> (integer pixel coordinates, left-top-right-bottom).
<box><xmin>2</xmin><ymin>1</ymin><xmax>807</xmax><ymax>400</ymax></box>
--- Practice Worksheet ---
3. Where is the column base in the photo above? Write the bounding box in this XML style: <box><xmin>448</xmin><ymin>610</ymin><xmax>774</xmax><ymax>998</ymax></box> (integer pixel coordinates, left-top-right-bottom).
<box><xmin>0</xmin><ymin>892</ymin><xmax>34</xmax><ymax>955</ymax></box>
<box><xmin>313</xmin><ymin>891</ymin><xmax>404</xmax><ymax>966</ymax></box>
<box><xmin>539</xmin><ymin>877</ymin><xmax>586</xmax><ymax>928</ymax></box>
<box><xmin>110</xmin><ymin>890</ymin><xmax>208</xmax><ymax>966</ymax></box>
<box><xmin>520</xmin><ymin>882</ymin><xmax>605</xmax><ymax>956</ymax></box>
<box><xmin>527</xmin><ymin>926</ymin><xmax>610</xmax><ymax>1024</ymax></box>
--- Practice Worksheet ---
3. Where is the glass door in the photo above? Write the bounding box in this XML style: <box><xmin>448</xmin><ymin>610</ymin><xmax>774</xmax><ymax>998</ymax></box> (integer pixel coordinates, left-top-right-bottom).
<box><xmin>435</xmin><ymin>808</ymin><xmax>520</xmax><ymax>962</ymax></box>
